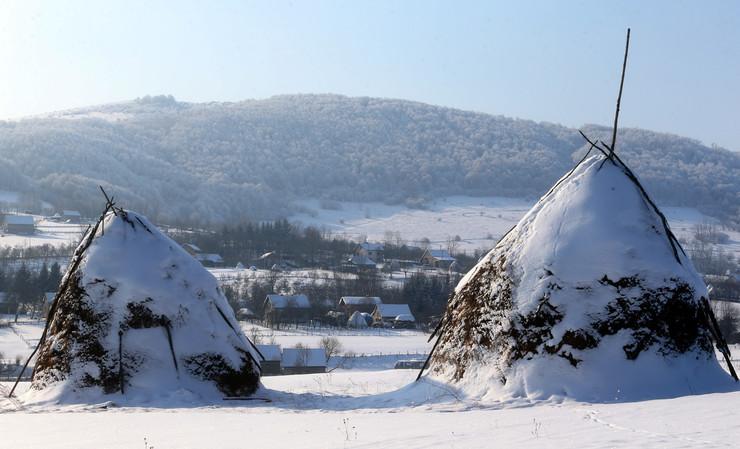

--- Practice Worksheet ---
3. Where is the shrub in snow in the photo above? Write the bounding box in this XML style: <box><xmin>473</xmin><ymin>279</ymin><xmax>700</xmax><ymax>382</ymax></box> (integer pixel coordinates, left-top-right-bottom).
<box><xmin>424</xmin><ymin>153</ymin><xmax>737</xmax><ymax>401</ymax></box>
<box><xmin>28</xmin><ymin>208</ymin><xmax>261</xmax><ymax>403</ymax></box>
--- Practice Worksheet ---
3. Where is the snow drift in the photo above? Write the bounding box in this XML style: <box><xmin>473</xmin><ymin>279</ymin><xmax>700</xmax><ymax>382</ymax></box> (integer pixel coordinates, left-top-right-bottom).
<box><xmin>26</xmin><ymin>208</ymin><xmax>261</xmax><ymax>404</ymax></box>
<box><xmin>424</xmin><ymin>153</ymin><xmax>736</xmax><ymax>402</ymax></box>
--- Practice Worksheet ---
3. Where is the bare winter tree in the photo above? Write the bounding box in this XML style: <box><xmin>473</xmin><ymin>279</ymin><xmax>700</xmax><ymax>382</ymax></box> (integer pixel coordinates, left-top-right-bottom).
<box><xmin>320</xmin><ymin>336</ymin><xmax>343</xmax><ymax>363</ymax></box>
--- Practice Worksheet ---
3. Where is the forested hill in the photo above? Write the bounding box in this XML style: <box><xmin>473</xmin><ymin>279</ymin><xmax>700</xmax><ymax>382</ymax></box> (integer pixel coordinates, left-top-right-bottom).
<box><xmin>0</xmin><ymin>94</ymin><xmax>737</xmax><ymax>226</ymax></box>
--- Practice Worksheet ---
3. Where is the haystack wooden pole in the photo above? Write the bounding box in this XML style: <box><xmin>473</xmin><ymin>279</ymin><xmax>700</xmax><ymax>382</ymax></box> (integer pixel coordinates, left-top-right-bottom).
<box><xmin>610</xmin><ymin>28</ymin><xmax>631</xmax><ymax>157</ymax></box>
<box><xmin>8</xmin><ymin>199</ymin><xmax>113</xmax><ymax>398</ymax></box>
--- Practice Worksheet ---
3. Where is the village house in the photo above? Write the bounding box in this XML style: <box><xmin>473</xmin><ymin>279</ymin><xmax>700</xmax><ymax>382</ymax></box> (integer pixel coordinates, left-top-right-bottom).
<box><xmin>346</xmin><ymin>254</ymin><xmax>378</xmax><ymax>272</ymax></box>
<box><xmin>338</xmin><ymin>296</ymin><xmax>383</xmax><ymax>315</ymax></box>
<box><xmin>281</xmin><ymin>347</ymin><xmax>327</xmax><ymax>374</ymax></box>
<box><xmin>357</xmin><ymin>242</ymin><xmax>384</xmax><ymax>262</ymax></box>
<box><xmin>2</xmin><ymin>214</ymin><xmax>35</xmax><ymax>235</ymax></box>
<box><xmin>420</xmin><ymin>248</ymin><xmax>457</xmax><ymax>269</ymax></box>
<box><xmin>61</xmin><ymin>210</ymin><xmax>82</xmax><ymax>223</ymax></box>
<box><xmin>263</xmin><ymin>294</ymin><xmax>311</xmax><ymax>327</ymax></box>
<box><xmin>372</xmin><ymin>303</ymin><xmax>415</xmax><ymax>326</ymax></box>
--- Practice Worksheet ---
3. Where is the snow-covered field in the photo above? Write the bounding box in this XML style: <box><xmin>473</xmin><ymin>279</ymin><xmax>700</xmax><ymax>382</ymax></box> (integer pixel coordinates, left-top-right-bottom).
<box><xmin>242</xmin><ymin>323</ymin><xmax>431</xmax><ymax>357</ymax></box>
<box><xmin>0</xmin><ymin>322</ymin><xmax>41</xmax><ymax>362</ymax></box>
<box><xmin>2</xmin><ymin>370</ymin><xmax>740</xmax><ymax>448</ymax></box>
<box><xmin>2</xmin><ymin>321</ymin><xmax>740</xmax><ymax>448</ymax></box>
<box><xmin>291</xmin><ymin>196</ymin><xmax>740</xmax><ymax>258</ymax></box>
<box><xmin>0</xmin><ymin>218</ymin><xmax>86</xmax><ymax>249</ymax></box>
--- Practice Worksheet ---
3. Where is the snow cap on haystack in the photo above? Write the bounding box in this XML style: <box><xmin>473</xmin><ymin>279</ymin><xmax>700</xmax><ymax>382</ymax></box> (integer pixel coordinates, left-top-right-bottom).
<box><xmin>423</xmin><ymin>152</ymin><xmax>736</xmax><ymax>401</ymax></box>
<box><xmin>27</xmin><ymin>207</ymin><xmax>262</xmax><ymax>404</ymax></box>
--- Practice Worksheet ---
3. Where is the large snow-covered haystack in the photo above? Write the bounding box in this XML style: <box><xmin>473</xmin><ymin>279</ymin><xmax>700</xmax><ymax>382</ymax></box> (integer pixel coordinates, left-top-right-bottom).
<box><xmin>423</xmin><ymin>152</ymin><xmax>736</xmax><ymax>401</ymax></box>
<box><xmin>27</xmin><ymin>208</ymin><xmax>261</xmax><ymax>403</ymax></box>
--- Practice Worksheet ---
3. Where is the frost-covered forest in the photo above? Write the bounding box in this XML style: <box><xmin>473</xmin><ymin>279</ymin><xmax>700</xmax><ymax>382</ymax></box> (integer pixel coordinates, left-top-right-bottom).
<box><xmin>0</xmin><ymin>94</ymin><xmax>737</xmax><ymax>226</ymax></box>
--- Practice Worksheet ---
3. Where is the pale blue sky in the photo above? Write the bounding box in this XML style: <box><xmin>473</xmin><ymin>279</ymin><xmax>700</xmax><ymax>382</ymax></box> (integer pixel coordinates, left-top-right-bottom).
<box><xmin>1</xmin><ymin>0</ymin><xmax>738</xmax><ymax>149</ymax></box>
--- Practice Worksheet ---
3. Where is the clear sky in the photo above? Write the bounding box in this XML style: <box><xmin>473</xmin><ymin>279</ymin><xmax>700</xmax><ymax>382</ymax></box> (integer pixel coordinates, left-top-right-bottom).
<box><xmin>1</xmin><ymin>0</ymin><xmax>738</xmax><ymax>150</ymax></box>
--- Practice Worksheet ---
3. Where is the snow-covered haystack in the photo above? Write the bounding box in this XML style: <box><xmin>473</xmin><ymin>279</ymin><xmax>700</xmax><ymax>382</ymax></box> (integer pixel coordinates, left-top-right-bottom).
<box><xmin>26</xmin><ymin>208</ymin><xmax>261</xmax><ymax>404</ymax></box>
<box><xmin>424</xmin><ymin>153</ymin><xmax>736</xmax><ymax>402</ymax></box>
<box><xmin>348</xmin><ymin>311</ymin><xmax>369</xmax><ymax>328</ymax></box>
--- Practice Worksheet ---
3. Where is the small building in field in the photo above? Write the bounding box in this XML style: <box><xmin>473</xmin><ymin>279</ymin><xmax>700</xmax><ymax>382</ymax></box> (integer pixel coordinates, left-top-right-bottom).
<box><xmin>61</xmin><ymin>210</ymin><xmax>82</xmax><ymax>223</ymax></box>
<box><xmin>236</xmin><ymin>307</ymin><xmax>257</xmax><ymax>321</ymax></box>
<box><xmin>372</xmin><ymin>303</ymin><xmax>415</xmax><ymax>326</ymax></box>
<box><xmin>357</xmin><ymin>242</ymin><xmax>385</xmax><ymax>262</ymax></box>
<box><xmin>281</xmin><ymin>347</ymin><xmax>327</xmax><ymax>374</ymax></box>
<box><xmin>182</xmin><ymin>243</ymin><xmax>224</xmax><ymax>267</ymax></box>
<box><xmin>255</xmin><ymin>251</ymin><xmax>283</xmax><ymax>270</ymax></box>
<box><xmin>195</xmin><ymin>253</ymin><xmax>224</xmax><ymax>267</ymax></box>
<box><xmin>256</xmin><ymin>344</ymin><xmax>282</xmax><ymax>375</ymax></box>
<box><xmin>338</xmin><ymin>296</ymin><xmax>383</xmax><ymax>315</ymax></box>
<box><xmin>264</xmin><ymin>294</ymin><xmax>311</xmax><ymax>327</ymax></box>
<box><xmin>420</xmin><ymin>248</ymin><xmax>457</xmax><ymax>269</ymax></box>
<box><xmin>182</xmin><ymin>243</ymin><xmax>202</xmax><ymax>255</ymax></box>
<box><xmin>3</xmin><ymin>214</ymin><xmax>35</xmax><ymax>235</ymax></box>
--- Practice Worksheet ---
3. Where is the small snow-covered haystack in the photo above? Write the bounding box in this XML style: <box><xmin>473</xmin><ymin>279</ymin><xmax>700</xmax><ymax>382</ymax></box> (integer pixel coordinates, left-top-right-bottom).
<box><xmin>348</xmin><ymin>311</ymin><xmax>369</xmax><ymax>329</ymax></box>
<box><xmin>423</xmin><ymin>152</ymin><xmax>737</xmax><ymax>401</ymax></box>
<box><xmin>26</xmin><ymin>208</ymin><xmax>262</xmax><ymax>404</ymax></box>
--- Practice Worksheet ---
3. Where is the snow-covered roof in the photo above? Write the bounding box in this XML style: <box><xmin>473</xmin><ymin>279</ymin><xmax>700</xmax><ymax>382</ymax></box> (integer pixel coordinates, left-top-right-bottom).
<box><xmin>183</xmin><ymin>243</ymin><xmax>202</xmax><ymax>253</ymax></box>
<box><xmin>374</xmin><ymin>303</ymin><xmax>413</xmax><ymax>319</ymax></box>
<box><xmin>349</xmin><ymin>254</ymin><xmax>376</xmax><ymax>266</ymax></box>
<box><xmin>237</xmin><ymin>307</ymin><xmax>255</xmax><ymax>316</ymax></box>
<box><xmin>4</xmin><ymin>215</ymin><xmax>34</xmax><ymax>225</ymax></box>
<box><xmin>62</xmin><ymin>210</ymin><xmax>81</xmax><ymax>217</ymax></box>
<box><xmin>281</xmin><ymin>348</ymin><xmax>326</xmax><ymax>367</ymax></box>
<box><xmin>339</xmin><ymin>296</ymin><xmax>383</xmax><ymax>306</ymax></box>
<box><xmin>196</xmin><ymin>253</ymin><xmax>224</xmax><ymax>263</ymax></box>
<box><xmin>360</xmin><ymin>242</ymin><xmax>384</xmax><ymax>251</ymax></box>
<box><xmin>426</xmin><ymin>249</ymin><xmax>456</xmax><ymax>261</ymax></box>
<box><xmin>265</xmin><ymin>294</ymin><xmax>310</xmax><ymax>309</ymax></box>
<box><xmin>258</xmin><ymin>251</ymin><xmax>276</xmax><ymax>260</ymax></box>
<box><xmin>256</xmin><ymin>344</ymin><xmax>282</xmax><ymax>361</ymax></box>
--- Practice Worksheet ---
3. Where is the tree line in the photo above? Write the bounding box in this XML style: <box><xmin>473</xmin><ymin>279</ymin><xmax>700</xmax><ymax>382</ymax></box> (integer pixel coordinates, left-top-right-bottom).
<box><xmin>0</xmin><ymin>262</ymin><xmax>63</xmax><ymax>317</ymax></box>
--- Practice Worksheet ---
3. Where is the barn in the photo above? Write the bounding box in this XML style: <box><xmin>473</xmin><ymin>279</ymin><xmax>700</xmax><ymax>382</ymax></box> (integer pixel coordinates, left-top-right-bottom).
<box><xmin>338</xmin><ymin>296</ymin><xmax>383</xmax><ymax>315</ymax></box>
<box><xmin>264</xmin><ymin>294</ymin><xmax>311</xmax><ymax>327</ymax></box>
<box><xmin>3</xmin><ymin>214</ymin><xmax>35</xmax><ymax>235</ymax></box>
<box><xmin>372</xmin><ymin>303</ymin><xmax>415</xmax><ymax>326</ymax></box>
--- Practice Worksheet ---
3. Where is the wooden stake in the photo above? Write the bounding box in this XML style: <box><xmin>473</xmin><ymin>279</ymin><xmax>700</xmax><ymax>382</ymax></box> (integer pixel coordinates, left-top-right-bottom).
<box><xmin>609</xmin><ymin>28</ymin><xmax>631</xmax><ymax>157</ymax></box>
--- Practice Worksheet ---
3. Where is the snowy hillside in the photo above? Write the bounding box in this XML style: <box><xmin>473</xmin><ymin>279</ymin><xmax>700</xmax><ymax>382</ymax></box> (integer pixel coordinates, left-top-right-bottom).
<box><xmin>1</xmin><ymin>95</ymin><xmax>737</xmax><ymax>224</ymax></box>
<box><xmin>291</xmin><ymin>196</ymin><xmax>740</xmax><ymax>259</ymax></box>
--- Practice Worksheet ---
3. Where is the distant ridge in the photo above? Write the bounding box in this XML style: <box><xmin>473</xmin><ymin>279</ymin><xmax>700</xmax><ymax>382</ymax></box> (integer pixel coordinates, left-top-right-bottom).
<box><xmin>0</xmin><ymin>94</ymin><xmax>737</xmax><ymax>226</ymax></box>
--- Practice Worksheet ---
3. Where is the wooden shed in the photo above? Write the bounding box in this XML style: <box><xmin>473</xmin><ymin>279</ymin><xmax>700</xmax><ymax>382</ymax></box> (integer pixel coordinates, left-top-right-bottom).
<box><xmin>256</xmin><ymin>344</ymin><xmax>282</xmax><ymax>376</ymax></box>
<box><xmin>281</xmin><ymin>347</ymin><xmax>327</xmax><ymax>375</ymax></box>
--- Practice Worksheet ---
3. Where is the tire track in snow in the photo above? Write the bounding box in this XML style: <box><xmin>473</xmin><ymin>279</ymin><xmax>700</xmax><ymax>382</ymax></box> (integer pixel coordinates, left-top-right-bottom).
<box><xmin>580</xmin><ymin>408</ymin><xmax>725</xmax><ymax>448</ymax></box>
